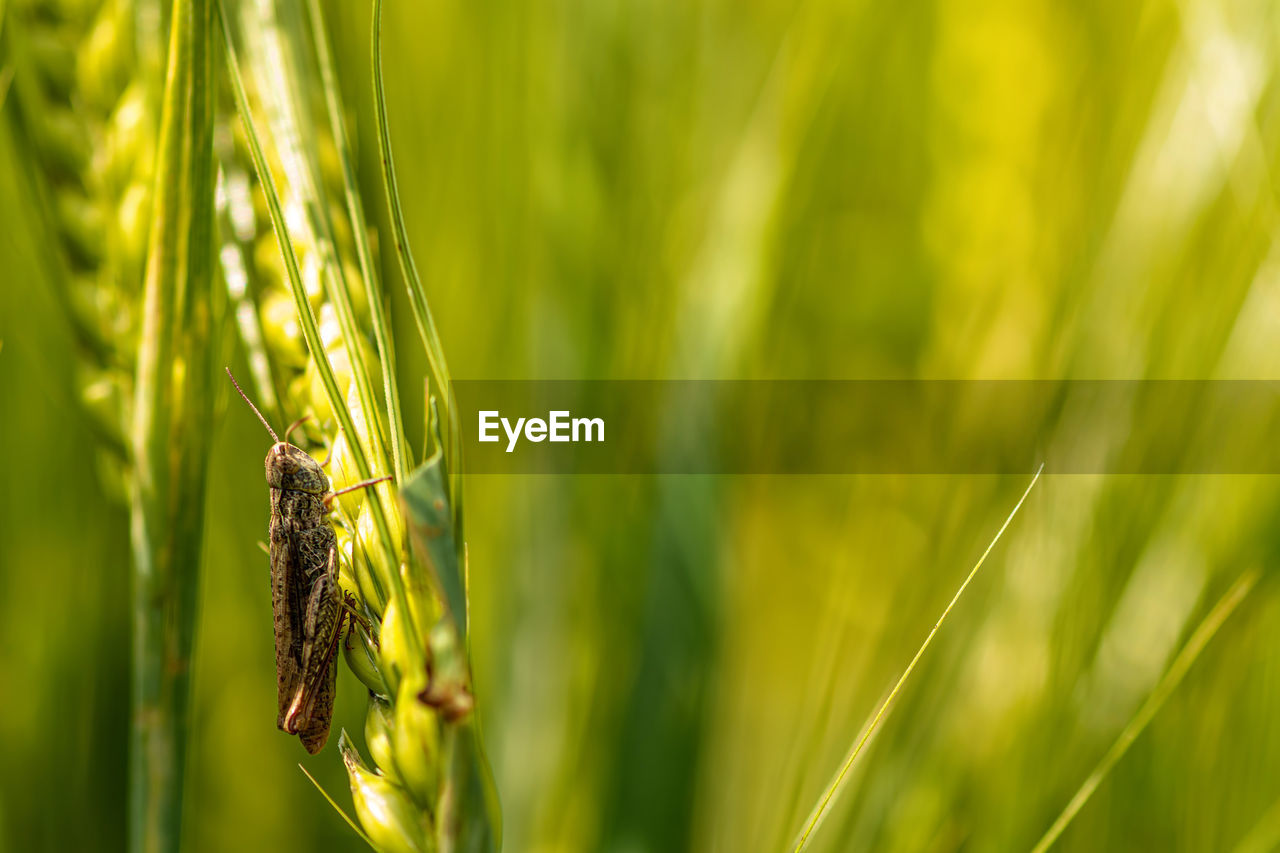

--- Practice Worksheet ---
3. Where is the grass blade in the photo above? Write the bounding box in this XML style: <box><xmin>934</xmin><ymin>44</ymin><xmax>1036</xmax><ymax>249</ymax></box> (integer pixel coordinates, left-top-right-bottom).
<box><xmin>792</xmin><ymin>465</ymin><xmax>1044</xmax><ymax>852</ymax></box>
<box><xmin>298</xmin><ymin>763</ymin><xmax>378</xmax><ymax>851</ymax></box>
<box><xmin>0</xmin><ymin>66</ymin><xmax>12</xmax><ymax>110</ymax></box>
<box><xmin>1232</xmin><ymin>793</ymin><xmax>1280</xmax><ymax>853</ymax></box>
<box><xmin>370</xmin><ymin>0</ymin><xmax>461</xmax><ymax>515</ymax></box>
<box><xmin>1029</xmin><ymin>568</ymin><xmax>1259</xmax><ymax>853</ymax></box>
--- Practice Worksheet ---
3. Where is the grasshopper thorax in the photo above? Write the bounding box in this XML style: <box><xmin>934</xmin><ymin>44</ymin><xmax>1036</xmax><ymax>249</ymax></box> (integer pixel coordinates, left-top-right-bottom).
<box><xmin>266</xmin><ymin>443</ymin><xmax>330</xmax><ymax>494</ymax></box>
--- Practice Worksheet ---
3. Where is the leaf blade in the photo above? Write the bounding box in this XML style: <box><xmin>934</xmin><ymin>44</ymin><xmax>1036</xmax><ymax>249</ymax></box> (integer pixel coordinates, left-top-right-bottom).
<box><xmin>792</xmin><ymin>465</ymin><xmax>1045</xmax><ymax>852</ymax></box>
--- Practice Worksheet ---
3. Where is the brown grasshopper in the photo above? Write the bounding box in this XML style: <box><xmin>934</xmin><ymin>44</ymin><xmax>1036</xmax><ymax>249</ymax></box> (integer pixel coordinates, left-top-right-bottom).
<box><xmin>227</xmin><ymin>368</ymin><xmax>389</xmax><ymax>754</ymax></box>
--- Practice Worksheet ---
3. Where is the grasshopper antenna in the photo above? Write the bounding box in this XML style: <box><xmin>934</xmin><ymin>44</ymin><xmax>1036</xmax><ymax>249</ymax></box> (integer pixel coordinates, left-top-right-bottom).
<box><xmin>226</xmin><ymin>367</ymin><xmax>280</xmax><ymax>443</ymax></box>
<box><xmin>283</xmin><ymin>415</ymin><xmax>311</xmax><ymax>445</ymax></box>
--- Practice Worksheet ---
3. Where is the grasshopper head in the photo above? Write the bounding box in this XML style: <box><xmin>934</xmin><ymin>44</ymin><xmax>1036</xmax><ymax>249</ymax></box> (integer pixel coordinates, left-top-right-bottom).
<box><xmin>266</xmin><ymin>443</ymin><xmax>330</xmax><ymax>494</ymax></box>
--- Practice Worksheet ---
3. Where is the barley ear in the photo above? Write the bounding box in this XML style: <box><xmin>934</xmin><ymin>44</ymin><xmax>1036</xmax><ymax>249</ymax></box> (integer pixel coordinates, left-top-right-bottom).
<box><xmin>2</xmin><ymin>0</ymin><xmax>164</xmax><ymax>492</ymax></box>
<box><xmin>217</xmin><ymin>0</ymin><xmax>499</xmax><ymax>845</ymax></box>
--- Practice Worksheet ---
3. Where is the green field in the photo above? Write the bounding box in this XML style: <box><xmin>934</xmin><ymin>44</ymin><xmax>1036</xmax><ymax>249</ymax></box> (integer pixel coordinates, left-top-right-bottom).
<box><xmin>2</xmin><ymin>0</ymin><xmax>1279</xmax><ymax>851</ymax></box>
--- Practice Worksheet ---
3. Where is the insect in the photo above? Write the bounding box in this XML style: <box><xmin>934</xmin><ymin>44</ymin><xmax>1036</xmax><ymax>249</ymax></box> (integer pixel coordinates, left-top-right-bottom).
<box><xmin>226</xmin><ymin>368</ymin><xmax>389</xmax><ymax>753</ymax></box>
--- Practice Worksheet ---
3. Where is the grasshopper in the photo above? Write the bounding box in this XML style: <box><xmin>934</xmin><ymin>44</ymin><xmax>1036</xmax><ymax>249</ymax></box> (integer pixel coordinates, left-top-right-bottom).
<box><xmin>227</xmin><ymin>368</ymin><xmax>389</xmax><ymax>753</ymax></box>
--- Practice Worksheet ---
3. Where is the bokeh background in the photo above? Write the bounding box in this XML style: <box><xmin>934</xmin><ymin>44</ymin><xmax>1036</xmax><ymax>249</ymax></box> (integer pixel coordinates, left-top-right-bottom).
<box><xmin>4</xmin><ymin>0</ymin><xmax>1280</xmax><ymax>850</ymax></box>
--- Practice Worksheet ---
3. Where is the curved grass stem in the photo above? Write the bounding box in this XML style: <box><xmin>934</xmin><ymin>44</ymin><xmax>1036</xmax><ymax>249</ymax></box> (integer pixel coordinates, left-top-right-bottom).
<box><xmin>792</xmin><ymin>465</ymin><xmax>1044</xmax><ymax>852</ymax></box>
<box><xmin>1029</xmin><ymin>568</ymin><xmax>1259</xmax><ymax>853</ymax></box>
<box><xmin>371</xmin><ymin>0</ymin><xmax>462</xmax><ymax>515</ymax></box>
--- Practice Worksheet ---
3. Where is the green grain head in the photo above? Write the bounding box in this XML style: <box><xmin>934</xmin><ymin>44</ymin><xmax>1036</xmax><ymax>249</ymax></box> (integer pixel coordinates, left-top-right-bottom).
<box><xmin>4</xmin><ymin>0</ymin><xmax>164</xmax><ymax>495</ymax></box>
<box><xmin>219</xmin><ymin>0</ymin><xmax>497</xmax><ymax>848</ymax></box>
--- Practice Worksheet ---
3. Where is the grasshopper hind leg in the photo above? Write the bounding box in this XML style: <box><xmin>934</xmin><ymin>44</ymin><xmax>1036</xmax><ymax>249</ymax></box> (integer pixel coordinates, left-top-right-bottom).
<box><xmin>297</xmin><ymin>644</ymin><xmax>339</xmax><ymax>754</ymax></box>
<box><xmin>287</xmin><ymin>545</ymin><xmax>345</xmax><ymax>753</ymax></box>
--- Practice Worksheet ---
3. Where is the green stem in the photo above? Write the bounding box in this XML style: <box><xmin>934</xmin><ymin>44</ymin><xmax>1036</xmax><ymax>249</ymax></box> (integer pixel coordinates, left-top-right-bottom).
<box><xmin>793</xmin><ymin>466</ymin><xmax>1043</xmax><ymax>852</ymax></box>
<box><xmin>1029</xmin><ymin>569</ymin><xmax>1259</xmax><ymax>853</ymax></box>
<box><xmin>129</xmin><ymin>0</ymin><xmax>217</xmax><ymax>850</ymax></box>
<box><xmin>371</xmin><ymin>0</ymin><xmax>462</xmax><ymax>510</ymax></box>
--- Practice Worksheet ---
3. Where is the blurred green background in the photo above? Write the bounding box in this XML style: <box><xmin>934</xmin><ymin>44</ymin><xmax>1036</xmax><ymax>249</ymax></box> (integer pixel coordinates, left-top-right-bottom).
<box><xmin>4</xmin><ymin>0</ymin><xmax>1280</xmax><ymax>850</ymax></box>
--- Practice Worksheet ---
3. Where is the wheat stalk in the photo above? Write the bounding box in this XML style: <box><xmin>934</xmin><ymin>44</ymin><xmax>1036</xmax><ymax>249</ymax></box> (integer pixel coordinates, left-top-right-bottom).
<box><xmin>5</xmin><ymin>2</ymin><xmax>219</xmax><ymax>852</ymax></box>
<box><xmin>3</xmin><ymin>0</ymin><xmax>165</xmax><ymax>489</ymax></box>
<box><xmin>218</xmin><ymin>1</ymin><xmax>498</xmax><ymax>849</ymax></box>
<box><xmin>128</xmin><ymin>1</ymin><xmax>218</xmax><ymax>850</ymax></box>
<box><xmin>8</xmin><ymin>1</ymin><xmax>497</xmax><ymax>847</ymax></box>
